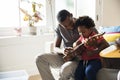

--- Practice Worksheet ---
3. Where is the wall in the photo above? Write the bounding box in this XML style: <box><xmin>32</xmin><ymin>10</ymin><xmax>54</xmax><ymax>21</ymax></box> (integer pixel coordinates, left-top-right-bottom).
<box><xmin>75</xmin><ymin>0</ymin><xmax>120</xmax><ymax>27</ymax></box>
<box><xmin>102</xmin><ymin>0</ymin><xmax>120</xmax><ymax>26</ymax></box>
<box><xmin>0</xmin><ymin>34</ymin><xmax>54</xmax><ymax>76</ymax></box>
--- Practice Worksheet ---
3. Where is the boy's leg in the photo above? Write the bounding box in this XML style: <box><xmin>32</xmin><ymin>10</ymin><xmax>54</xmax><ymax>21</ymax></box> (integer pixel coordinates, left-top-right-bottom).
<box><xmin>85</xmin><ymin>59</ymin><xmax>102</xmax><ymax>80</ymax></box>
<box><xmin>75</xmin><ymin>61</ymin><xmax>85</xmax><ymax>80</ymax></box>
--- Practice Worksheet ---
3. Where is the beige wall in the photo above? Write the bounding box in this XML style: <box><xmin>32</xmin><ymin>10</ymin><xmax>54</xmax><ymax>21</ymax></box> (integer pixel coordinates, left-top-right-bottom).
<box><xmin>102</xmin><ymin>0</ymin><xmax>120</xmax><ymax>26</ymax></box>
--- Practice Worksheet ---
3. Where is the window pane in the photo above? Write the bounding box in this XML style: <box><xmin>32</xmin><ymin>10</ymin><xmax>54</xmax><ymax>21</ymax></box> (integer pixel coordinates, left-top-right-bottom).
<box><xmin>55</xmin><ymin>0</ymin><xmax>74</xmax><ymax>14</ymax></box>
<box><xmin>76</xmin><ymin>0</ymin><xmax>96</xmax><ymax>20</ymax></box>
<box><xmin>0</xmin><ymin>0</ymin><xmax>19</xmax><ymax>27</ymax></box>
<box><xmin>55</xmin><ymin>0</ymin><xmax>74</xmax><ymax>25</ymax></box>
<box><xmin>20</xmin><ymin>0</ymin><xmax>46</xmax><ymax>27</ymax></box>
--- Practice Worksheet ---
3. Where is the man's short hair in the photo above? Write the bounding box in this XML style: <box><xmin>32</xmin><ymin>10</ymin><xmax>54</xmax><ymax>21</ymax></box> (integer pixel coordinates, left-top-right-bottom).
<box><xmin>57</xmin><ymin>9</ymin><xmax>71</xmax><ymax>23</ymax></box>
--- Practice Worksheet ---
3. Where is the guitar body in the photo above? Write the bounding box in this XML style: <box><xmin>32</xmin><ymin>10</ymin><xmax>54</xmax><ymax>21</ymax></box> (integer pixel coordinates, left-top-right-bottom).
<box><xmin>100</xmin><ymin>45</ymin><xmax>120</xmax><ymax>69</ymax></box>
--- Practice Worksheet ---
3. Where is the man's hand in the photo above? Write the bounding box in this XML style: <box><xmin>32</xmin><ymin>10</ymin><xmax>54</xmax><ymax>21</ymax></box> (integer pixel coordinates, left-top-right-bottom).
<box><xmin>63</xmin><ymin>47</ymin><xmax>75</xmax><ymax>62</ymax></box>
<box><xmin>64</xmin><ymin>47</ymin><xmax>73</xmax><ymax>55</ymax></box>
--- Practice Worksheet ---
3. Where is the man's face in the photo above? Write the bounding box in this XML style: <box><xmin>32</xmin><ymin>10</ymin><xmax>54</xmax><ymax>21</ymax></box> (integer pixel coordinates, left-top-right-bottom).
<box><xmin>60</xmin><ymin>16</ymin><xmax>73</xmax><ymax>29</ymax></box>
<box><xmin>78</xmin><ymin>26</ymin><xmax>92</xmax><ymax>38</ymax></box>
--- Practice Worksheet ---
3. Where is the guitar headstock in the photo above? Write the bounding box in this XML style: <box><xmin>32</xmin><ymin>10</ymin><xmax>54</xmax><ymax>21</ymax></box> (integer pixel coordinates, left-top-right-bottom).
<box><xmin>89</xmin><ymin>32</ymin><xmax>105</xmax><ymax>39</ymax></box>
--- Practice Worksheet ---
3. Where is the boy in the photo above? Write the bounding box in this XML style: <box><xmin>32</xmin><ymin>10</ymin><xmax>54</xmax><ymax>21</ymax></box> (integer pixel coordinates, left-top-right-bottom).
<box><xmin>74</xmin><ymin>16</ymin><xmax>109</xmax><ymax>80</ymax></box>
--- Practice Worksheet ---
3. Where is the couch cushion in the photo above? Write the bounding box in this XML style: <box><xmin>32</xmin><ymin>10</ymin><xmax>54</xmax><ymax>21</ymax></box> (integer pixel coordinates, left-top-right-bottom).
<box><xmin>103</xmin><ymin>33</ymin><xmax>120</xmax><ymax>45</ymax></box>
<box><xmin>99</xmin><ymin>26</ymin><xmax>120</xmax><ymax>33</ymax></box>
<box><xmin>97</xmin><ymin>68</ymin><xmax>119</xmax><ymax>80</ymax></box>
<box><xmin>99</xmin><ymin>26</ymin><xmax>120</xmax><ymax>45</ymax></box>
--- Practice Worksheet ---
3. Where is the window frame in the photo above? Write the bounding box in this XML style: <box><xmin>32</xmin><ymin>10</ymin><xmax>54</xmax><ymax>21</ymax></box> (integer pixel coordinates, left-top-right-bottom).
<box><xmin>0</xmin><ymin>0</ymin><xmax>101</xmax><ymax>37</ymax></box>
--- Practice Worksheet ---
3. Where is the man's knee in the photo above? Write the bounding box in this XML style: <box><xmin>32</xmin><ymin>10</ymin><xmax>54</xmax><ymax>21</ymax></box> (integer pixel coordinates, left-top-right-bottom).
<box><xmin>118</xmin><ymin>71</ymin><xmax>120</xmax><ymax>80</ymax></box>
<box><xmin>35</xmin><ymin>54</ymin><xmax>45</xmax><ymax>64</ymax></box>
<box><xmin>60</xmin><ymin>61</ymin><xmax>78</xmax><ymax>75</ymax></box>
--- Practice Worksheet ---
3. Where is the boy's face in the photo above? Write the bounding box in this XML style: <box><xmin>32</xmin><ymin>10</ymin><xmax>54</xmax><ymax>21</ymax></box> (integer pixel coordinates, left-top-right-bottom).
<box><xmin>60</xmin><ymin>16</ymin><xmax>73</xmax><ymax>29</ymax></box>
<box><xmin>78</xmin><ymin>26</ymin><xmax>92</xmax><ymax>38</ymax></box>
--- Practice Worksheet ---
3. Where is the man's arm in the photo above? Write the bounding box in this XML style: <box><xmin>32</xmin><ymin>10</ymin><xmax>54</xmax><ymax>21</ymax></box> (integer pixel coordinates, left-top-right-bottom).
<box><xmin>53</xmin><ymin>37</ymin><xmax>64</xmax><ymax>54</ymax></box>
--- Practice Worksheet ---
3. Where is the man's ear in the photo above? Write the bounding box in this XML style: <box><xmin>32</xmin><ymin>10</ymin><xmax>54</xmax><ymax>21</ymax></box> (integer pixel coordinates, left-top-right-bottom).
<box><xmin>70</xmin><ymin>13</ymin><xmax>73</xmax><ymax>17</ymax></box>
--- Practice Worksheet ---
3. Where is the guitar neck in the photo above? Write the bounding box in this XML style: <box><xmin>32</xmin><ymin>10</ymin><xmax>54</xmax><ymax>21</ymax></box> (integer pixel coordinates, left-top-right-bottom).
<box><xmin>72</xmin><ymin>32</ymin><xmax>105</xmax><ymax>53</ymax></box>
<box><xmin>72</xmin><ymin>43</ymin><xmax>84</xmax><ymax>52</ymax></box>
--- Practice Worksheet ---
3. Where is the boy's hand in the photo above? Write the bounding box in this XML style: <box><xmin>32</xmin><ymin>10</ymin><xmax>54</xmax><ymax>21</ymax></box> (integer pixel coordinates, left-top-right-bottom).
<box><xmin>84</xmin><ymin>32</ymin><xmax>105</xmax><ymax>47</ymax></box>
<box><xmin>84</xmin><ymin>37</ymin><xmax>98</xmax><ymax>47</ymax></box>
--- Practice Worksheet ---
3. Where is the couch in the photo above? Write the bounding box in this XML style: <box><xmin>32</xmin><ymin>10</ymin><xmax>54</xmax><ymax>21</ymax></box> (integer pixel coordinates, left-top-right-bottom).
<box><xmin>97</xmin><ymin>26</ymin><xmax>120</xmax><ymax>80</ymax></box>
<box><xmin>46</xmin><ymin>26</ymin><xmax>120</xmax><ymax>80</ymax></box>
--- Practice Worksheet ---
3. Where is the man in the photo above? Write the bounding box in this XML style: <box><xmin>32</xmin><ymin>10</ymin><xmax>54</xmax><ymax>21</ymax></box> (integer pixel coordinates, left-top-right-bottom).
<box><xmin>36</xmin><ymin>10</ymin><xmax>80</xmax><ymax>80</ymax></box>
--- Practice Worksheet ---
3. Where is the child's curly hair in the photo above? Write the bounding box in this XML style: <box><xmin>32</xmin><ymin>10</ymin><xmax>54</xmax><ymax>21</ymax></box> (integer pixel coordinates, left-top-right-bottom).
<box><xmin>75</xmin><ymin>16</ymin><xmax>95</xmax><ymax>29</ymax></box>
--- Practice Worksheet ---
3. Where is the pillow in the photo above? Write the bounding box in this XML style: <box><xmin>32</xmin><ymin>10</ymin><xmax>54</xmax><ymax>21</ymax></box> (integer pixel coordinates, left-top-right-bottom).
<box><xmin>103</xmin><ymin>33</ymin><xmax>120</xmax><ymax>45</ymax></box>
<box><xmin>99</xmin><ymin>26</ymin><xmax>120</xmax><ymax>33</ymax></box>
<box><xmin>103</xmin><ymin>33</ymin><xmax>120</xmax><ymax>42</ymax></box>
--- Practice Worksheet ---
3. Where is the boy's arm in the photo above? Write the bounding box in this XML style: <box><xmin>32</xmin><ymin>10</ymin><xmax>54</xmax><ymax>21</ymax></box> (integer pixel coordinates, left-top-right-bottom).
<box><xmin>95</xmin><ymin>39</ymin><xmax>109</xmax><ymax>53</ymax></box>
<box><xmin>87</xmin><ymin>39</ymin><xmax>110</xmax><ymax>56</ymax></box>
<box><xmin>73</xmin><ymin>39</ymin><xmax>81</xmax><ymax>47</ymax></box>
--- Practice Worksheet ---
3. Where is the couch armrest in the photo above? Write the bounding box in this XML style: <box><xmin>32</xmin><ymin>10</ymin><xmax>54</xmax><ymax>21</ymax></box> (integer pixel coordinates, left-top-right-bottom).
<box><xmin>44</xmin><ymin>41</ymin><xmax>54</xmax><ymax>53</ymax></box>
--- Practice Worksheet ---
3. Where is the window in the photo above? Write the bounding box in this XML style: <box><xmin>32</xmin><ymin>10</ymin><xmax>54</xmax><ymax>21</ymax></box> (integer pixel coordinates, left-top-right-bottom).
<box><xmin>55</xmin><ymin>0</ymin><xmax>75</xmax><ymax>26</ymax></box>
<box><xmin>20</xmin><ymin>0</ymin><xmax>46</xmax><ymax>27</ymax></box>
<box><xmin>0</xmin><ymin>0</ymin><xmax>46</xmax><ymax>36</ymax></box>
<box><xmin>0</xmin><ymin>0</ymin><xmax>19</xmax><ymax>27</ymax></box>
<box><xmin>0</xmin><ymin>0</ymin><xmax>98</xmax><ymax>36</ymax></box>
<box><xmin>54</xmin><ymin>0</ymin><xmax>97</xmax><ymax>28</ymax></box>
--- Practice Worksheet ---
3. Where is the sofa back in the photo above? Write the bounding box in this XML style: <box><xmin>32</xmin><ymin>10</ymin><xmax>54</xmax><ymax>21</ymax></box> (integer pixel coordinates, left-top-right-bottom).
<box><xmin>99</xmin><ymin>26</ymin><xmax>120</xmax><ymax>45</ymax></box>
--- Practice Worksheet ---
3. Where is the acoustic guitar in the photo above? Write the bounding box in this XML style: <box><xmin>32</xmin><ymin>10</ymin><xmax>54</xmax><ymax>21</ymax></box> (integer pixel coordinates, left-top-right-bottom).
<box><xmin>100</xmin><ymin>44</ymin><xmax>120</xmax><ymax>69</ymax></box>
<box><xmin>100</xmin><ymin>45</ymin><xmax>120</xmax><ymax>58</ymax></box>
<box><xmin>63</xmin><ymin>32</ymin><xmax>105</xmax><ymax>62</ymax></box>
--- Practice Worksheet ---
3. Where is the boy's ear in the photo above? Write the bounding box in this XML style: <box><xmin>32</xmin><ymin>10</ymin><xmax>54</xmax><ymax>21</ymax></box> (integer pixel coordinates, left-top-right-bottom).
<box><xmin>90</xmin><ymin>27</ymin><xmax>94</xmax><ymax>30</ymax></box>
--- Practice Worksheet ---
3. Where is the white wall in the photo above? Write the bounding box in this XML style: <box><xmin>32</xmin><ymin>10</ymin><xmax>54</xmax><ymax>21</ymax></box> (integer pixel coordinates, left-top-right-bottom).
<box><xmin>0</xmin><ymin>34</ymin><xmax>54</xmax><ymax>76</ymax></box>
<box><xmin>102</xmin><ymin>0</ymin><xmax>120</xmax><ymax>26</ymax></box>
<box><xmin>75</xmin><ymin>0</ymin><xmax>120</xmax><ymax>27</ymax></box>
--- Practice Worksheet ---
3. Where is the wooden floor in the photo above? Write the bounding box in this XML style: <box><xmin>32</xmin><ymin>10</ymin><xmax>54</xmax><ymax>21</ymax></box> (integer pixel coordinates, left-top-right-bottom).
<box><xmin>29</xmin><ymin>74</ymin><xmax>42</xmax><ymax>80</ymax></box>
